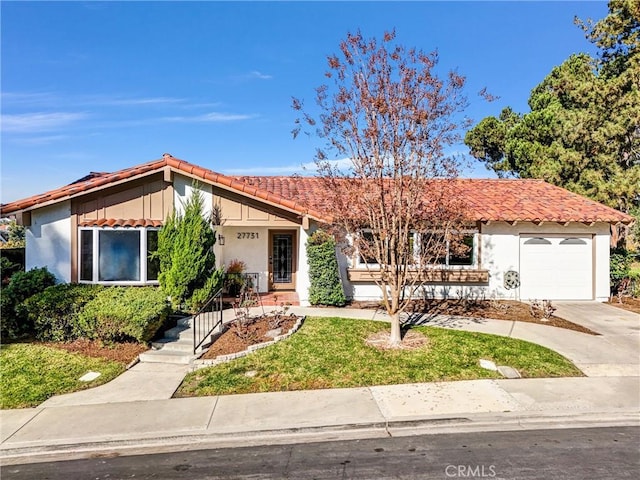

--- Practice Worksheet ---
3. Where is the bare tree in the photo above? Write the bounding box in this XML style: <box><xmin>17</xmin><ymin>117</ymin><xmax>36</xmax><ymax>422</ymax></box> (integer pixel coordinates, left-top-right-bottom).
<box><xmin>294</xmin><ymin>30</ymin><xmax>471</xmax><ymax>345</ymax></box>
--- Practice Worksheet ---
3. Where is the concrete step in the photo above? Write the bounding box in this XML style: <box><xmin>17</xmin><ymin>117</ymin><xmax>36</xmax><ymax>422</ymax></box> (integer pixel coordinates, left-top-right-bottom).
<box><xmin>139</xmin><ymin>315</ymin><xmax>222</xmax><ymax>364</ymax></box>
<box><xmin>138</xmin><ymin>349</ymin><xmax>194</xmax><ymax>365</ymax></box>
<box><xmin>177</xmin><ymin>316</ymin><xmax>193</xmax><ymax>328</ymax></box>
<box><xmin>151</xmin><ymin>337</ymin><xmax>194</xmax><ymax>353</ymax></box>
<box><xmin>163</xmin><ymin>325</ymin><xmax>193</xmax><ymax>340</ymax></box>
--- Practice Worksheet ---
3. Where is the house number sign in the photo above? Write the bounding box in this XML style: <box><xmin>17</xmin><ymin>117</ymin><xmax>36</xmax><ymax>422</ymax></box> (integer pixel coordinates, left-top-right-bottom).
<box><xmin>236</xmin><ymin>232</ymin><xmax>259</xmax><ymax>239</ymax></box>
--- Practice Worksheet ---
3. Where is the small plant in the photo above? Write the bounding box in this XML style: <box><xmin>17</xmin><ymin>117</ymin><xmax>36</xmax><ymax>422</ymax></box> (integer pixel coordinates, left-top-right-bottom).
<box><xmin>529</xmin><ymin>299</ymin><xmax>556</xmax><ymax>321</ymax></box>
<box><xmin>456</xmin><ymin>290</ymin><xmax>483</xmax><ymax>312</ymax></box>
<box><xmin>228</xmin><ymin>316</ymin><xmax>258</xmax><ymax>343</ymax></box>
<box><xmin>225</xmin><ymin>259</ymin><xmax>247</xmax><ymax>297</ymax></box>
<box><xmin>268</xmin><ymin>301</ymin><xmax>293</xmax><ymax>330</ymax></box>
<box><xmin>615</xmin><ymin>278</ymin><xmax>632</xmax><ymax>304</ymax></box>
<box><xmin>488</xmin><ymin>294</ymin><xmax>509</xmax><ymax>312</ymax></box>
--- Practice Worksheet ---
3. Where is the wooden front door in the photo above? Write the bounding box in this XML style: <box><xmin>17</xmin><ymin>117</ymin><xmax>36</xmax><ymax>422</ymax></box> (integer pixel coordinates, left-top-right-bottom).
<box><xmin>268</xmin><ymin>230</ymin><xmax>296</xmax><ymax>290</ymax></box>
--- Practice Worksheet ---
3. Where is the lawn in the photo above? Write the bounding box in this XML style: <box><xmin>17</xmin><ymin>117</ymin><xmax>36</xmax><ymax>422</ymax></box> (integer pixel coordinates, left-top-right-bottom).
<box><xmin>0</xmin><ymin>343</ymin><xmax>126</xmax><ymax>409</ymax></box>
<box><xmin>176</xmin><ymin>316</ymin><xmax>582</xmax><ymax>397</ymax></box>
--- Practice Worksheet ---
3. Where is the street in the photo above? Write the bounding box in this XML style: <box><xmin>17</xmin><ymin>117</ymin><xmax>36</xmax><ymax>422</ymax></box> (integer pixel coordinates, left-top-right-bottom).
<box><xmin>2</xmin><ymin>426</ymin><xmax>638</xmax><ymax>479</ymax></box>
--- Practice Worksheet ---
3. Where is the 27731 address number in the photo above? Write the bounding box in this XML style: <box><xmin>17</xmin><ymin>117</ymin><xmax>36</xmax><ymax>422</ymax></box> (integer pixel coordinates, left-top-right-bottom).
<box><xmin>237</xmin><ymin>232</ymin><xmax>259</xmax><ymax>239</ymax></box>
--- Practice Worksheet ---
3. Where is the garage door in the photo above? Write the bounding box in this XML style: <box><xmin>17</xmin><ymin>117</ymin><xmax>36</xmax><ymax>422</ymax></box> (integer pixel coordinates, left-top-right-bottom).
<box><xmin>519</xmin><ymin>235</ymin><xmax>593</xmax><ymax>300</ymax></box>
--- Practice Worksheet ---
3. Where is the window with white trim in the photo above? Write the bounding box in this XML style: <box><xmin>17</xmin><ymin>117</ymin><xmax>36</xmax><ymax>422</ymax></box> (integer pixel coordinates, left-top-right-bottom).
<box><xmin>79</xmin><ymin>228</ymin><xmax>159</xmax><ymax>284</ymax></box>
<box><xmin>354</xmin><ymin>230</ymin><xmax>477</xmax><ymax>268</ymax></box>
<box><xmin>416</xmin><ymin>231</ymin><xmax>476</xmax><ymax>266</ymax></box>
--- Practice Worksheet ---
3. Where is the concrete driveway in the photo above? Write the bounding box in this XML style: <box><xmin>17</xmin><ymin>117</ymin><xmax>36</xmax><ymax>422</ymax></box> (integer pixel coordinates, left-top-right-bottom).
<box><xmin>553</xmin><ymin>301</ymin><xmax>639</xmax><ymax>336</ymax></box>
<box><xmin>548</xmin><ymin>302</ymin><xmax>639</xmax><ymax>377</ymax></box>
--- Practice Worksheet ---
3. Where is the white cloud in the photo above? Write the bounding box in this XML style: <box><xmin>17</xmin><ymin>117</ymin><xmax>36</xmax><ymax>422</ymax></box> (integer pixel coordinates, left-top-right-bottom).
<box><xmin>1</xmin><ymin>92</ymin><xmax>58</xmax><ymax>107</ymax></box>
<box><xmin>162</xmin><ymin>112</ymin><xmax>258</xmax><ymax>123</ymax></box>
<box><xmin>8</xmin><ymin>134</ymin><xmax>70</xmax><ymax>145</ymax></box>
<box><xmin>223</xmin><ymin>158</ymin><xmax>352</xmax><ymax>176</ymax></box>
<box><xmin>96</xmin><ymin>96</ymin><xmax>186</xmax><ymax>106</ymax></box>
<box><xmin>1</xmin><ymin>91</ymin><xmax>194</xmax><ymax>109</ymax></box>
<box><xmin>1</xmin><ymin>112</ymin><xmax>88</xmax><ymax>133</ymax></box>
<box><xmin>248</xmin><ymin>70</ymin><xmax>273</xmax><ymax>80</ymax></box>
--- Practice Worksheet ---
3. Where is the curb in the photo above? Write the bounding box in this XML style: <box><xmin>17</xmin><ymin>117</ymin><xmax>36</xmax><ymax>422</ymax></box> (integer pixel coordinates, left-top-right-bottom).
<box><xmin>2</xmin><ymin>410</ymin><xmax>637</xmax><ymax>465</ymax></box>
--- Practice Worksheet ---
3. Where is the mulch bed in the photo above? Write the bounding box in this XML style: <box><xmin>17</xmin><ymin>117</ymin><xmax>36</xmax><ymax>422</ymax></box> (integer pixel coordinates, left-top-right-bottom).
<box><xmin>347</xmin><ymin>299</ymin><xmax>600</xmax><ymax>335</ymax></box>
<box><xmin>201</xmin><ymin>314</ymin><xmax>299</xmax><ymax>359</ymax></box>
<box><xmin>43</xmin><ymin>339</ymin><xmax>148</xmax><ymax>365</ymax></box>
<box><xmin>606</xmin><ymin>296</ymin><xmax>640</xmax><ymax>315</ymax></box>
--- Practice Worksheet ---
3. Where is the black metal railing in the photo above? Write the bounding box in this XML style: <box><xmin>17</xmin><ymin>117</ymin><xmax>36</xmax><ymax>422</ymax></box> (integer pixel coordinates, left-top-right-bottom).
<box><xmin>193</xmin><ymin>288</ymin><xmax>224</xmax><ymax>355</ymax></box>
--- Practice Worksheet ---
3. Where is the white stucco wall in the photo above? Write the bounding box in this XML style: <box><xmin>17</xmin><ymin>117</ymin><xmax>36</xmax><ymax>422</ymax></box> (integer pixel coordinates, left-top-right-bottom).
<box><xmin>296</xmin><ymin>227</ymin><xmax>311</xmax><ymax>305</ymax></box>
<box><xmin>25</xmin><ymin>201</ymin><xmax>72</xmax><ymax>283</ymax></box>
<box><xmin>216</xmin><ymin>226</ymin><xmax>271</xmax><ymax>293</ymax></box>
<box><xmin>173</xmin><ymin>174</ymin><xmax>213</xmax><ymax>218</ymax></box>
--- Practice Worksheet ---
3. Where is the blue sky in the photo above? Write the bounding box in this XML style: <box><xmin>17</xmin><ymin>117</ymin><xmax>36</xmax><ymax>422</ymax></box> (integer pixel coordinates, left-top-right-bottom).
<box><xmin>1</xmin><ymin>0</ymin><xmax>608</xmax><ymax>203</ymax></box>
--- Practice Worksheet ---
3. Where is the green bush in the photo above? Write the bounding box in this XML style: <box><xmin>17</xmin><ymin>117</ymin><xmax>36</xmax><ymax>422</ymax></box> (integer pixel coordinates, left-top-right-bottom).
<box><xmin>307</xmin><ymin>230</ymin><xmax>346</xmax><ymax>306</ymax></box>
<box><xmin>154</xmin><ymin>187</ymin><xmax>223</xmax><ymax>311</ymax></box>
<box><xmin>77</xmin><ymin>287</ymin><xmax>170</xmax><ymax>343</ymax></box>
<box><xmin>610</xmin><ymin>248</ymin><xmax>631</xmax><ymax>293</ymax></box>
<box><xmin>1</xmin><ymin>267</ymin><xmax>56</xmax><ymax>339</ymax></box>
<box><xmin>1</xmin><ymin>256</ymin><xmax>21</xmax><ymax>285</ymax></box>
<box><xmin>23</xmin><ymin>284</ymin><xmax>104</xmax><ymax>342</ymax></box>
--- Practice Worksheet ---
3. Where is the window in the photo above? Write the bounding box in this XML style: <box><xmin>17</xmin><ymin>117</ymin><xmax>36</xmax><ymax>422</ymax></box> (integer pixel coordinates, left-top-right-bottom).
<box><xmin>418</xmin><ymin>232</ymin><xmax>475</xmax><ymax>267</ymax></box>
<box><xmin>79</xmin><ymin>228</ymin><xmax>160</xmax><ymax>284</ymax></box>
<box><xmin>356</xmin><ymin>230</ymin><xmax>396</xmax><ymax>266</ymax></box>
<box><xmin>354</xmin><ymin>230</ymin><xmax>477</xmax><ymax>268</ymax></box>
<box><xmin>560</xmin><ymin>237</ymin><xmax>587</xmax><ymax>245</ymax></box>
<box><xmin>524</xmin><ymin>237</ymin><xmax>552</xmax><ymax>245</ymax></box>
<box><xmin>358</xmin><ymin>231</ymin><xmax>377</xmax><ymax>265</ymax></box>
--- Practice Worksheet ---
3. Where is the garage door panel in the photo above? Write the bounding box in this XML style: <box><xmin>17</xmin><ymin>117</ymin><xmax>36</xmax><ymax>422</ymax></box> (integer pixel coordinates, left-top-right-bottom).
<box><xmin>519</xmin><ymin>235</ymin><xmax>592</xmax><ymax>300</ymax></box>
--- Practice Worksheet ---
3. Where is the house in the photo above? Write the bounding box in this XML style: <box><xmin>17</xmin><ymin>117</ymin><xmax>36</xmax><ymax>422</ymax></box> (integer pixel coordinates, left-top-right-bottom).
<box><xmin>0</xmin><ymin>154</ymin><xmax>633</xmax><ymax>304</ymax></box>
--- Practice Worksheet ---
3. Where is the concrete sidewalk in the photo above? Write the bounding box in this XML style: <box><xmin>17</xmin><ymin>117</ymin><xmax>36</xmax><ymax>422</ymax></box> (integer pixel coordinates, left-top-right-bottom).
<box><xmin>2</xmin><ymin>377</ymin><xmax>638</xmax><ymax>465</ymax></box>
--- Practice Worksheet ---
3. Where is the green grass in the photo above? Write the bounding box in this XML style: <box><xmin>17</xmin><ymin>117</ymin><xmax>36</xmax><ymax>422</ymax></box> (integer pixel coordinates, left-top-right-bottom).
<box><xmin>0</xmin><ymin>343</ymin><xmax>125</xmax><ymax>409</ymax></box>
<box><xmin>177</xmin><ymin>316</ymin><xmax>582</xmax><ymax>397</ymax></box>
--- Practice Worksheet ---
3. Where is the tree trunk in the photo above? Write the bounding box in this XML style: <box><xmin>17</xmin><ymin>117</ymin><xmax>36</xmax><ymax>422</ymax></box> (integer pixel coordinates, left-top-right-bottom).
<box><xmin>389</xmin><ymin>311</ymin><xmax>402</xmax><ymax>346</ymax></box>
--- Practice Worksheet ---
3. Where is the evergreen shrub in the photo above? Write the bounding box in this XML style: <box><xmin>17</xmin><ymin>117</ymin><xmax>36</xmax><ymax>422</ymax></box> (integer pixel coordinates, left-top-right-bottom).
<box><xmin>1</xmin><ymin>267</ymin><xmax>56</xmax><ymax>339</ymax></box>
<box><xmin>23</xmin><ymin>284</ymin><xmax>104</xmax><ymax>342</ymax></box>
<box><xmin>77</xmin><ymin>287</ymin><xmax>170</xmax><ymax>343</ymax></box>
<box><xmin>154</xmin><ymin>188</ymin><xmax>223</xmax><ymax>312</ymax></box>
<box><xmin>307</xmin><ymin>230</ymin><xmax>346</xmax><ymax>306</ymax></box>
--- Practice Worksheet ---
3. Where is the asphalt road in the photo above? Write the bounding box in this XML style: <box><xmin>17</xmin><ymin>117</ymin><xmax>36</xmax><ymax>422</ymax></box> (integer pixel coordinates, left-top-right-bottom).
<box><xmin>2</xmin><ymin>426</ymin><xmax>638</xmax><ymax>479</ymax></box>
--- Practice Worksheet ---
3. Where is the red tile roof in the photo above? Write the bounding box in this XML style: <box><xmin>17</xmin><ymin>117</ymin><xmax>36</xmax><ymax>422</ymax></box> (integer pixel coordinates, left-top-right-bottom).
<box><xmin>0</xmin><ymin>154</ymin><xmax>633</xmax><ymax>225</ymax></box>
<box><xmin>235</xmin><ymin>176</ymin><xmax>634</xmax><ymax>225</ymax></box>
<box><xmin>78</xmin><ymin>219</ymin><xmax>163</xmax><ymax>228</ymax></box>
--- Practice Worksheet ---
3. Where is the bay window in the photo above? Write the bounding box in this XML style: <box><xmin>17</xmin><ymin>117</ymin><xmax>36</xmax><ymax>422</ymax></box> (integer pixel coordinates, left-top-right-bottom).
<box><xmin>79</xmin><ymin>228</ymin><xmax>159</xmax><ymax>284</ymax></box>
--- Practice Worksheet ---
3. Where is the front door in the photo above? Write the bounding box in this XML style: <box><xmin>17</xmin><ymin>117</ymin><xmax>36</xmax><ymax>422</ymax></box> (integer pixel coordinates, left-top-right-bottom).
<box><xmin>269</xmin><ymin>230</ymin><xmax>296</xmax><ymax>290</ymax></box>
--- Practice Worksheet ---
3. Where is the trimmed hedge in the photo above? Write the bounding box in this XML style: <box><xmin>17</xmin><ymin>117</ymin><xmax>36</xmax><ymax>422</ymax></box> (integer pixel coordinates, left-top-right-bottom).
<box><xmin>307</xmin><ymin>230</ymin><xmax>346</xmax><ymax>306</ymax></box>
<box><xmin>1</xmin><ymin>267</ymin><xmax>56</xmax><ymax>339</ymax></box>
<box><xmin>23</xmin><ymin>284</ymin><xmax>104</xmax><ymax>342</ymax></box>
<box><xmin>77</xmin><ymin>287</ymin><xmax>171</xmax><ymax>343</ymax></box>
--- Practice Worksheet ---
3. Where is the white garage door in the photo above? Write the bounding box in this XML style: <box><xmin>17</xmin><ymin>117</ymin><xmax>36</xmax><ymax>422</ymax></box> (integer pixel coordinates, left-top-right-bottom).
<box><xmin>519</xmin><ymin>235</ymin><xmax>593</xmax><ymax>300</ymax></box>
